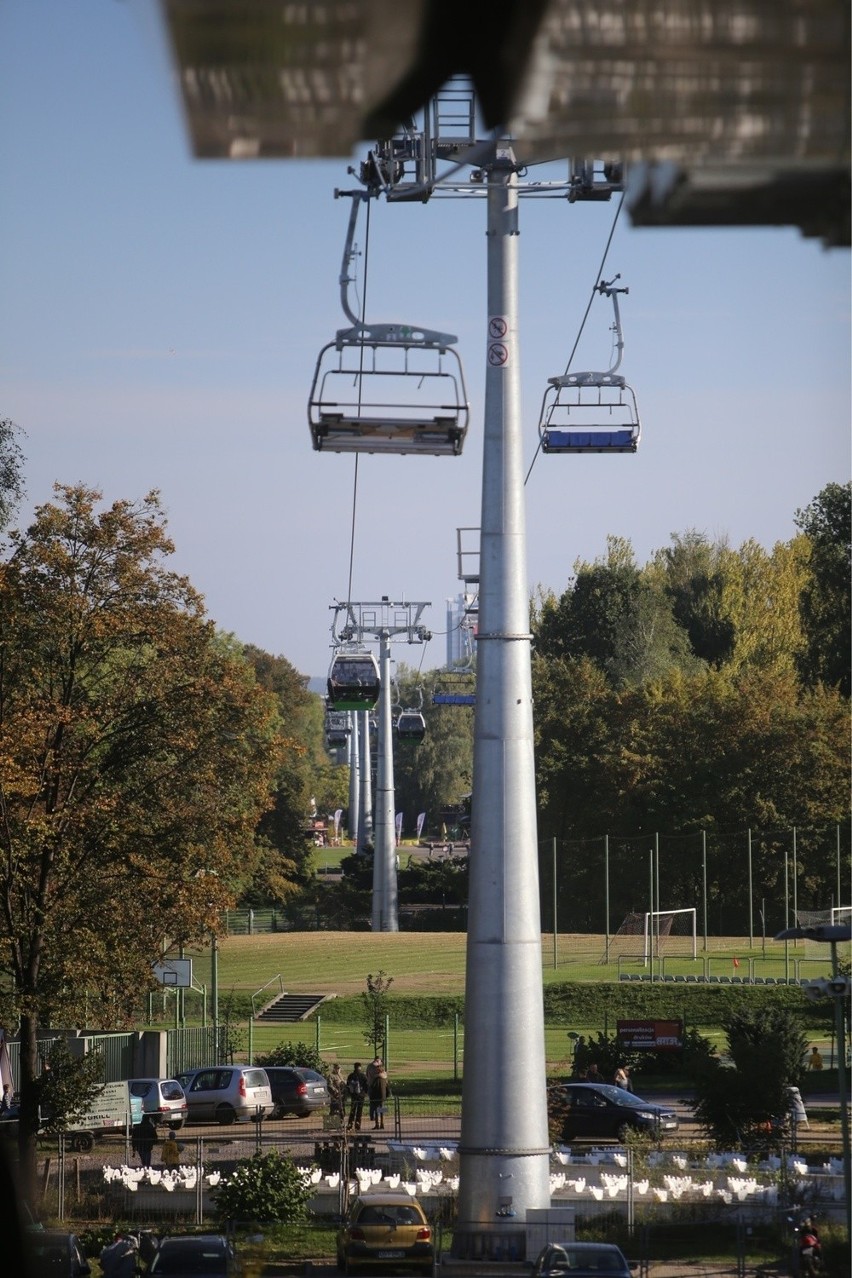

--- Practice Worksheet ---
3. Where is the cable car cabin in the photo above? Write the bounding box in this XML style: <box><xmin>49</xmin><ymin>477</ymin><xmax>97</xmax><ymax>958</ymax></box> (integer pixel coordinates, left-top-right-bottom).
<box><xmin>539</xmin><ymin>371</ymin><xmax>641</xmax><ymax>454</ymax></box>
<box><xmin>396</xmin><ymin>710</ymin><xmax>426</xmax><ymax>741</ymax></box>
<box><xmin>308</xmin><ymin>324</ymin><xmax>469</xmax><ymax>457</ymax></box>
<box><xmin>324</xmin><ymin>709</ymin><xmax>350</xmax><ymax>747</ymax></box>
<box><xmin>327</xmin><ymin>652</ymin><xmax>380</xmax><ymax>711</ymax></box>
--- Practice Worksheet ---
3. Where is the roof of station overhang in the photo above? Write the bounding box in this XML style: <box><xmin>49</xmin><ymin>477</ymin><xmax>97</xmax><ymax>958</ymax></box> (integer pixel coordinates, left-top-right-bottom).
<box><xmin>158</xmin><ymin>0</ymin><xmax>850</xmax><ymax>247</ymax></box>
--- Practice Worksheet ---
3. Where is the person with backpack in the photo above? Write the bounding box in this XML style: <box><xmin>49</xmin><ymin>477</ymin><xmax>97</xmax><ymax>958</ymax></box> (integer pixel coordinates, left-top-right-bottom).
<box><xmin>346</xmin><ymin>1062</ymin><xmax>367</xmax><ymax>1131</ymax></box>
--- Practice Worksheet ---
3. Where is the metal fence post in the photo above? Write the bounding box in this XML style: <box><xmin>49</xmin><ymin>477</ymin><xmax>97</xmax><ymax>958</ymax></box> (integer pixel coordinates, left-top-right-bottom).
<box><xmin>196</xmin><ymin>1136</ymin><xmax>204</xmax><ymax>1225</ymax></box>
<box><xmin>453</xmin><ymin>1014</ymin><xmax>459</xmax><ymax>1082</ymax></box>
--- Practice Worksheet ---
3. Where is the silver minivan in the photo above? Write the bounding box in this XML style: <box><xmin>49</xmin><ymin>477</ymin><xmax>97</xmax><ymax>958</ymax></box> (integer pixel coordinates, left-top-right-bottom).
<box><xmin>176</xmin><ymin>1066</ymin><xmax>273</xmax><ymax>1126</ymax></box>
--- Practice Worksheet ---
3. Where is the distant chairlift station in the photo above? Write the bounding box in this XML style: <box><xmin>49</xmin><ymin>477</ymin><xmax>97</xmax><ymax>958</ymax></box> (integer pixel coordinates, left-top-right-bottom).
<box><xmin>308</xmin><ymin>189</ymin><xmax>470</xmax><ymax>457</ymax></box>
<box><xmin>539</xmin><ymin>275</ymin><xmax>641</xmax><ymax>454</ymax></box>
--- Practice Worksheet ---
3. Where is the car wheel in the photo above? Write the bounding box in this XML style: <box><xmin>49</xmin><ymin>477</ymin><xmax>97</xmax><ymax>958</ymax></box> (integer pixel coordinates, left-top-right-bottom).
<box><xmin>270</xmin><ymin>1104</ymin><xmax>284</xmax><ymax>1120</ymax></box>
<box><xmin>297</xmin><ymin>1110</ymin><xmax>311</xmax><ymax>1119</ymax></box>
<box><xmin>169</xmin><ymin>1120</ymin><xmax>184</xmax><ymax>1131</ymax></box>
<box><xmin>617</xmin><ymin>1123</ymin><xmax>632</xmax><ymax>1143</ymax></box>
<box><xmin>216</xmin><ymin>1104</ymin><xmax>236</xmax><ymax>1126</ymax></box>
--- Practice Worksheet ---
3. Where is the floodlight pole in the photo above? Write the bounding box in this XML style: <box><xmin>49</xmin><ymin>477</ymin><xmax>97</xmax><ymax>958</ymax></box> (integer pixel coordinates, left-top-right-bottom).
<box><xmin>454</xmin><ymin>149</ymin><xmax>551</xmax><ymax>1257</ymax></box>
<box><xmin>373</xmin><ymin>631</ymin><xmax>398</xmax><ymax>930</ymax></box>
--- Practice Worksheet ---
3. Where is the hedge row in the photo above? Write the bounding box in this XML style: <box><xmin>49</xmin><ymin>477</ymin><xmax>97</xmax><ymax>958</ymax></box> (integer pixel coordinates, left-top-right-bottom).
<box><xmin>310</xmin><ymin>984</ymin><xmax>829</xmax><ymax>1030</ymax></box>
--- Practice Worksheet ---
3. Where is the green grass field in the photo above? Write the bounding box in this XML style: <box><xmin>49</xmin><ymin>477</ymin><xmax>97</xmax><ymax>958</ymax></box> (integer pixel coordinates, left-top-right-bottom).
<box><xmin>183</xmin><ymin>930</ymin><xmax>834</xmax><ymax>998</ymax></box>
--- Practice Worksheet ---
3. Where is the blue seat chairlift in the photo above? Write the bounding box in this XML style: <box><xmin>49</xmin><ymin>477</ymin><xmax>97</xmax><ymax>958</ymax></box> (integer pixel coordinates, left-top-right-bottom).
<box><xmin>539</xmin><ymin>277</ymin><xmax>641</xmax><ymax>455</ymax></box>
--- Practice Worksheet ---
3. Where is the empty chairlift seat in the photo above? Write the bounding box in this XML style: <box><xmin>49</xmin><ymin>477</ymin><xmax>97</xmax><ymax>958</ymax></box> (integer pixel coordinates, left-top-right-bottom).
<box><xmin>539</xmin><ymin>371</ymin><xmax>641</xmax><ymax>454</ymax></box>
<box><xmin>309</xmin><ymin>325</ymin><xmax>470</xmax><ymax>457</ymax></box>
<box><xmin>538</xmin><ymin>276</ymin><xmax>641</xmax><ymax>455</ymax></box>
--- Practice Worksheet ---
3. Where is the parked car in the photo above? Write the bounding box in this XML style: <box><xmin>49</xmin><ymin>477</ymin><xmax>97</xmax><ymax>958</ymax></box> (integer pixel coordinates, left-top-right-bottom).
<box><xmin>264</xmin><ymin>1066</ymin><xmax>329</xmax><ymax>1119</ymax></box>
<box><xmin>175</xmin><ymin>1066</ymin><xmax>273</xmax><ymax>1126</ymax></box>
<box><xmin>532</xmin><ymin>1241</ymin><xmax>636</xmax><ymax>1276</ymax></box>
<box><xmin>337</xmin><ymin>1192</ymin><xmax>434</xmax><ymax>1274</ymax></box>
<box><xmin>129</xmin><ymin>1078</ymin><xmax>189</xmax><ymax>1130</ymax></box>
<box><xmin>146</xmin><ymin>1233</ymin><xmax>239</xmax><ymax>1275</ymax></box>
<box><xmin>551</xmin><ymin>1082</ymin><xmax>679</xmax><ymax>1142</ymax></box>
<box><xmin>25</xmin><ymin>1229</ymin><xmax>91</xmax><ymax>1277</ymax></box>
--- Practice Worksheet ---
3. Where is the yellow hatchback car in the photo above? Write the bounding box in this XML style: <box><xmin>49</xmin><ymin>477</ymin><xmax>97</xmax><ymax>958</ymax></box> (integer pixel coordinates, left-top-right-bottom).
<box><xmin>337</xmin><ymin>1192</ymin><xmax>434</xmax><ymax>1274</ymax></box>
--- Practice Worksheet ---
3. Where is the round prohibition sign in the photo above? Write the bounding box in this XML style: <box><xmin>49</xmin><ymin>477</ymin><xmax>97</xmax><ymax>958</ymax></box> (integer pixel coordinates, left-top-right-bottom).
<box><xmin>488</xmin><ymin>341</ymin><xmax>509</xmax><ymax>366</ymax></box>
<box><xmin>488</xmin><ymin>315</ymin><xmax>508</xmax><ymax>339</ymax></box>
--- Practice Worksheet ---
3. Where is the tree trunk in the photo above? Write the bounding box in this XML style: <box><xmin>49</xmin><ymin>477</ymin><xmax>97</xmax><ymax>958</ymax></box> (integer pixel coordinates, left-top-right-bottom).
<box><xmin>17</xmin><ymin>1012</ymin><xmax>41</xmax><ymax>1208</ymax></box>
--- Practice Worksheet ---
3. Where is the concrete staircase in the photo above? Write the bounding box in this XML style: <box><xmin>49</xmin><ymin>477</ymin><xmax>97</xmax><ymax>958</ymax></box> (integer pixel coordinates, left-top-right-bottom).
<box><xmin>255</xmin><ymin>993</ymin><xmax>327</xmax><ymax>1023</ymax></box>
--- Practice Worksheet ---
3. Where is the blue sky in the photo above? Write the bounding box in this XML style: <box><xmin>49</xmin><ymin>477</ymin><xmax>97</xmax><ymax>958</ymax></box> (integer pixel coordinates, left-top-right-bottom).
<box><xmin>2</xmin><ymin>1</ymin><xmax>849</xmax><ymax>680</ymax></box>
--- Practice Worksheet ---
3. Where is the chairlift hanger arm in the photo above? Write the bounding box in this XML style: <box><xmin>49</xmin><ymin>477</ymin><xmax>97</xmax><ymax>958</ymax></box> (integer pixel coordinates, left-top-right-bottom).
<box><xmin>335</xmin><ymin>189</ymin><xmax>371</xmax><ymax>329</ymax></box>
<box><xmin>597</xmin><ymin>274</ymin><xmax>628</xmax><ymax>376</ymax></box>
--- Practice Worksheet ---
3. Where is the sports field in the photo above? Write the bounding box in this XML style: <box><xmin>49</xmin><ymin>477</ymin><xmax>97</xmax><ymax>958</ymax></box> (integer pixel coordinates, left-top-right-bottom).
<box><xmin>185</xmin><ymin>930</ymin><xmax>836</xmax><ymax>996</ymax></box>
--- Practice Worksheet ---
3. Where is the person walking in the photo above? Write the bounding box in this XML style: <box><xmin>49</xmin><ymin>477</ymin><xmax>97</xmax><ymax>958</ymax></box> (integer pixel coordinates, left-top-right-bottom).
<box><xmin>808</xmin><ymin>1045</ymin><xmax>824</xmax><ymax>1071</ymax></box>
<box><xmin>327</xmin><ymin>1063</ymin><xmax>345</xmax><ymax>1120</ymax></box>
<box><xmin>346</xmin><ymin>1062</ymin><xmax>367</xmax><ymax>1132</ymax></box>
<box><xmin>133</xmin><ymin>1114</ymin><xmax>157</xmax><ymax>1168</ymax></box>
<box><xmin>161</xmin><ymin>1132</ymin><xmax>181</xmax><ymax>1170</ymax></box>
<box><xmin>369</xmin><ymin>1061</ymin><xmax>390</xmax><ymax>1130</ymax></box>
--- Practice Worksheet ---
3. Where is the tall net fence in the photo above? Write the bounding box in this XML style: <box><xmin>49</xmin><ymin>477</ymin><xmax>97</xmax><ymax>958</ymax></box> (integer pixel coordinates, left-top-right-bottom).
<box><xmin>536</xmin><ymin>820</ymin><xmax>850</xmax><ymax>967</ymax></box>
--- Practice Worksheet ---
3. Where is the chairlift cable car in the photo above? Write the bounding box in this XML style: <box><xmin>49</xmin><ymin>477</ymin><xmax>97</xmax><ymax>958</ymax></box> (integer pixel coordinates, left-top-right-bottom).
<box><xmin>327</xmin><ymin>643</ymin><xmax>380</xmax><ymax>712</ymax></box>
<box><xmin>308</xmin><ymin>190</ymin><xmax>470</xmax><ymax>457</ymax></box>
<box><xmin>395</xmin><ymin>685</ymin><xmax>426</xmax><ymax>741</ymax></box>
<box><xmin>538</xmin><ymin>274</ymin><xmax>641</xmax><ymax>455</ymax></box>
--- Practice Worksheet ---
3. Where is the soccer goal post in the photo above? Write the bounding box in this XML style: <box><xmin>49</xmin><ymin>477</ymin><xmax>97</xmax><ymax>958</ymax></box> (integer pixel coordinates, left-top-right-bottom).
<box><xmin>606</xmin><ymin>907</ymin><xmax>698</xmax><ymax>963</ymax></box>
<box><xmin>642</xmin><ymin>908</ymin><xmax>698</xmax><ymax>961</ymax></box>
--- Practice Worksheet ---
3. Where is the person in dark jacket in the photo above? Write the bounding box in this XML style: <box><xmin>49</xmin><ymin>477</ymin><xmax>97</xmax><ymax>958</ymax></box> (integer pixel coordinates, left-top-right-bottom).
<box><xmin>133</xmin><ymin>1114</ymin><xmax>157</xmax><ymax>1168</ymax></box>
<box><xmin>346</xmin><ymin>1063</ymin><xmax>367</xmax><ymax>1131</ymax></box>
<box><xmin>369</xmin><ymin>1062</ymin><xmax>390</xmax><ymax>1130</ymax></box>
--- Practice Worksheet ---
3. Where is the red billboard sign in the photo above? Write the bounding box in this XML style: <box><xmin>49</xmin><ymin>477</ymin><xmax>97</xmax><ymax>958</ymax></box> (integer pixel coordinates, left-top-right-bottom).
<box><xmin>617</xmin><ymin>1018</ymin><xmax>683</xmax><ymax>1052</ymax></box>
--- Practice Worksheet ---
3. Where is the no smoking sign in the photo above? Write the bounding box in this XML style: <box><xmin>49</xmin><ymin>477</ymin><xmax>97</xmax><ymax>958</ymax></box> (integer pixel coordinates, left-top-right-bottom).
<box><xmin>487</xmin><ymin>315</ymin><xmax>510</xmax><ymax>365</ymax></box>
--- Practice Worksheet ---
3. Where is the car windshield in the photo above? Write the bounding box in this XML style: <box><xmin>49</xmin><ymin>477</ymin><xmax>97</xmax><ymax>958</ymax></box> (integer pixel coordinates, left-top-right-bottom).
<box><xmin>587</xmin><ymin>1084</ymin><xmax>649</xmax><ymax>1109</ymax></box>
<box><xmin>151</xmin><ymin>1244</ymin><xmax>228</xmax><ymax>1273</ymax></box>
<box><xmin>544</xmin><ymin>1244</ymin><xmax>626</xmax><ymax>1272</ymax></box>
<box><xmin>357</xmin><ymin>1205</ymin><xmax>423</xmax><ymax>1225</ymax></box>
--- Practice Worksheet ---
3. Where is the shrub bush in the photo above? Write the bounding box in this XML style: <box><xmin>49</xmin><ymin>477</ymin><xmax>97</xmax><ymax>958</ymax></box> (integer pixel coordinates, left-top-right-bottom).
<box><xmin>213</xmin><ymin>1150</ymin><xmax>312</xmax><ymax>1225</ymax></box>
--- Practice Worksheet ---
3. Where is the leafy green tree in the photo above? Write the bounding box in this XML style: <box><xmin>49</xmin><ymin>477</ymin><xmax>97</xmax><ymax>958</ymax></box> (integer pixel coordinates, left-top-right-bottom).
<box><xmin>0</xmin><ymin>419</ymin><xmax>25</xmax><ymax>532</ymax></box>
<box><xmin>240</xmin><ymin>645</ymin><xmax>316</xmax><ymax>902</ymax></box>
<box><xmin>30</xmin><ymin>1039</ymin><xmax>105</xmax><ymax>1136</ymax></box>
<box><xmin>362</xmin><ymin>970</ymin><xmax>393</xmax><ymax>1057</ymax></box>
<box><xmin>399</xmin><ymin>854</ymin><xmax>468</xmax><ymax>906</ymax></box>
<box><xmin>0</xmin><ymin>485</ymin><xmax>285</xmax><ymax>1197</ymax></box>
<box><xmin>693</xmin><ymin>1006</ymin><xmax>807</xmax><ymax>1148</ymax></box>
<box><xmin>392</xmin><ymin>665</ymin><xmax>473</xmax><ymax>836</ymax></box>
<box><xmin>717</xmin><ymin>537</ymin><xmax>809</xmax><ymax>676</ymax></box>
<box><xmin>655</xmin><ymin>530</ymin><xmax>735</xmax><ymax>666</ymax></box>
<box><xmin>213</xmin><ymin>1149</ymin><xmax>311</xmax><ymax>1225</ymax></box>
<box><xmin>534</xmin><ymin>536</ymin><xmax>644</xmax><ymax>670</ymax></box>
<box><xmin>795</xmin><ymin>481</ymin><xmax>851</xmax><ymax>695</ymax></box>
